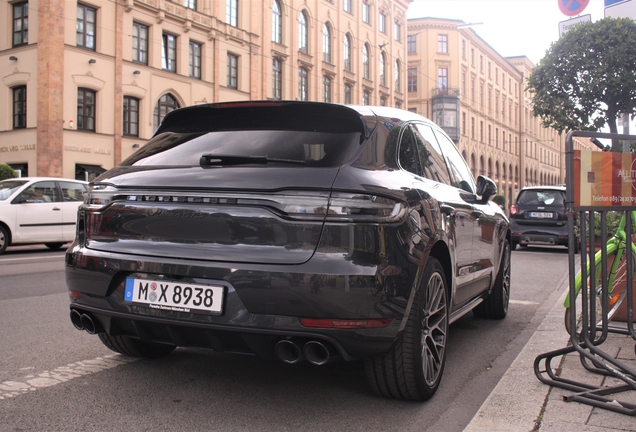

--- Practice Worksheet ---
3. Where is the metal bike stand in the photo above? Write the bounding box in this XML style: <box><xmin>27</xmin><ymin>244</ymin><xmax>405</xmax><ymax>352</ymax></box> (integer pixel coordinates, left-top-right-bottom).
<box><xmin>534</xmin><ymin>130</ymin><xmax>636</xmax><ymax>416</ymax></box>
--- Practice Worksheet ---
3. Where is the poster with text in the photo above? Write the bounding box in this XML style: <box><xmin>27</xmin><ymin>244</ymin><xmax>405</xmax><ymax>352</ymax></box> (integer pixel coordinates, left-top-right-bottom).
<box><xmin>574</xmin><ymin>150</ymin><xmax>636</xmax><ymax>207</ymax></box>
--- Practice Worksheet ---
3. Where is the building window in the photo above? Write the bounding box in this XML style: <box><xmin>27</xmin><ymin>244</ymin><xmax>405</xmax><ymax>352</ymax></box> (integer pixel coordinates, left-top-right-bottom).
<box><xmin>362</xmin><ymin>91</ymin><xmax>369</xmax><ymax>105</ymax></box>
<box><xmin>323</xmin><ymin>76</ymin><xmax>331</xmax><ymax>103</ymax></box>
<box><xmin>344</xmin><ymin>0</ymin><xmax>351</xmax><ymax>13</ymax></box>
<box><xmin>76</xmin><ymin>4</ymin><xmax>96</xmax><ymax>50</ymax></box>
<box><xmin>272</xmin><ymin>1</ymin><xmax>282</xmax><ymax>44</ymax></box>
<box><xmin>298</xmin><ymin>11</ymin><xmax>308</xmax><ymax>54</ymax></box>
<box><xmin>362</xmin><ymin>3</ymin><xmax>370</xmax><ymax>24</ymax></box>
<box><xmin>123</xmin><ymin>96</ymin><xmax>139</xmax><ymax>137</ymax></box>
<box><xmin>13</xmin><ymin>86</ymin><xmax>27</xmax><ymax>129</ymax></box>
<box><xmin>379</xmin><ymin>12</ymin><xmax>386</xmax><ymax>33</ymax></box>
<box><xmin>480</xmin><ymin>121</ymin><xmax>484</xmax><ymax>142</ymax></box>
<box><xmin>437</xmin><ymin>67</ymin><xmax>448</xmax><ymax>90</ymax></box>
<box><xmin>273</xmin><ymin>57</ymin><xmax>282</xmax><ymax>100</ymax></box>
<box><xmin>153</xmin><ymin>93</ymin><xmax>179</xmax><ymax>131</ymax></box>
<box><xmin>132</xmin><ymin>22</ymin><xmax>149</xmax><ymax>64</ymax></box>
<box><xmin>471</xmin><ymin>117</ymin><xmax>475</xmax><ymax>139</ymax></box>
<box><xmin>407</xmin><ymin>34</ymin><xmax>416</xmax><ymax>53</ymax></box>
<box><xmin>226</xmin><ymin>0</ymin><xmax>237</xmax><ymax>27</ymax></box>
<box><xmin>396</xmin><ymin>101</ymin><xmax>401</xmax><ymax>109</ymax></box>
<box><xmin>323</xmin><ymin>23</ymin><xmax>332</xmax><ymax>63</ymax></box>
<box><xmin>438</xmin><ymin>34</ymin><xmax>448</xmax><ymax>53</ymax></box>
<box><xmin>462</xmin><ymin>40</ymin><xmax>466</xmax><ymax>60</ymax></box>
<box><xmin>77</xmin><ymin>88</ymin><xmax>96</xmax><ymax>131</ymax></box>
<box><xmin>471</xmin><ymin>48</ymin><xmax>475</xmax><ymax>67</ymax></box>
<box><xmin>394</xmin><ymin>22</ymin><xmax>401</xmax><ymax>42</ymax></box>
<box><xmin>395</xmin><ymin>60</ymin><xmax>401</xmax><ymax>92</ymax></box>
<box><xmin>462</xmin><ymin>71</ymin><xmax>466</xmax><ymax>96</ymax></box>
<box><xmin>13</xmin><ymin>2</ymin><xmax>28</xmax><ymax>47</ymax></box>
<box><xmin>344</xmin><ymin>84</ymin><xmax>352</xmax><ymax>104</ymax></box>
<box><xmin>380</xmin><ymin>96</ymin><xmax>386</xmax><ymax>106</ymax></box>
<box><xmin>344</xmin><ymin>33</ymin><xmax>352</xmax><ymax>72</ymax></box>
<box><xmin>162</xmin><ymin>33</ymin><xmax>177</xmax><ymax>72</ymax></box>
<box><xmin>362</xmin><ymin>43</ymin><xmax>370</xmax><ymax>79</ymax></box>
<box><xmin>407</xmin><ymin>68</ymin><xmax>417</xmax><ymax>92</ymax></box>
<box><xmin>189</xmin><ymin>41</ymin><xmax>201</xmax><ymax>78</ymax></box>
<box><xmin>184</xmin><ymin>0</ymin><xmax>196</xmax><ymax>10</ymax></box>
<box><xmin>462</xmin><ymin>112</ymin><xmax>466</xmax><ymax>135</ymax></box>
<box><xmin>227</xmin><ymin>53</ymin><xmax>238</xmax><ymax>88</ymax></box>
<box><xmin>380</xmin><ymin>52</ymin><xmax>387</xmax><ymax>86</ymax></box>
<box><xmin>299</xmin><ymin>67</ymin><xmax>308</xmax><ymax>101</ymax></box>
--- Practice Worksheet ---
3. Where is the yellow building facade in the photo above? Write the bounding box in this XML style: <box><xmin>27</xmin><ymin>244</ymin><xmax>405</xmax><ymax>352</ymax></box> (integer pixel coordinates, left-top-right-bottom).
<box><xmin>0</xmin><ymin>0</ymin><xmax>410</xmax><ymax>179</ymax></box>
<box><xmin>406</xmin><ymin>17</ymin><xmax>596</xmax><ymax>206</ymax></box>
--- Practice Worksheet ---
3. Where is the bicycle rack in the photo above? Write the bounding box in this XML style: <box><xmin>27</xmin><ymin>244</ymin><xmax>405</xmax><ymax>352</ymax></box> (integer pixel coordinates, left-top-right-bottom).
<box><xmin>534</xmin><ymin>130</ymin><xmax>636</xmax><ymax>416</ymax></box>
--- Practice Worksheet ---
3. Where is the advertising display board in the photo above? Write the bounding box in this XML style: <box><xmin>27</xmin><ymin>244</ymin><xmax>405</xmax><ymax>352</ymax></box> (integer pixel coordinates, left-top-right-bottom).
<box><xmin>573</xmin><ymin>149</ymin><xmax>636</xmax><ymax>207</ymax></box>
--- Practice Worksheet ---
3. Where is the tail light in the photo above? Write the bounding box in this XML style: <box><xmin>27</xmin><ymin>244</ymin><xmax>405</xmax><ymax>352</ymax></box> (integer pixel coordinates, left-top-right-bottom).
<box><xmin>510</xmin><ymin>205</ymin><xmax>518</xmax><ymax>216</ymax></box>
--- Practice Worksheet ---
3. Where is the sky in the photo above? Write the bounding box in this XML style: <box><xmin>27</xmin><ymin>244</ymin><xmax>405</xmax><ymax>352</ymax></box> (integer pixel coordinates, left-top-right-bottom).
<box><xmin>407</xmin><ymin>0</ymin><xmax>607</xmax><ymax>64</ymax></box>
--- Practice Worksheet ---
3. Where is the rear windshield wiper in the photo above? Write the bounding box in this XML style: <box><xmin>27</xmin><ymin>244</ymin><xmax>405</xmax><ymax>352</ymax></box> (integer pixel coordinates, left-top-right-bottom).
<box><xmin>200</xmin><ymin>154</ymin><xmax>305</xmax><ymax>166</ymax></box>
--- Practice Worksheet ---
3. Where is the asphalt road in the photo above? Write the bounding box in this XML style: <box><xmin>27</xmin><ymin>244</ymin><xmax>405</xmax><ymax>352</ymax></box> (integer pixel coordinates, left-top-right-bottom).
<box><xmin>0</xmin><ymin>244</ymin><xmax>571</xmax><ymax>431</ymax></box>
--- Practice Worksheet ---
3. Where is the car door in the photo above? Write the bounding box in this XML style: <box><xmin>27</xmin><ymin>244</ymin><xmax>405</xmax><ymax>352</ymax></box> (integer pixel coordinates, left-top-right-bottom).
<box><xmin>409</xmin><ymin>123</ymin><xmax>478</xmax><ymax>306</ymax></box>
<box><xmin>58</xmin><ymin>181</ymin><xmax>87</xmax><ymax>239</ymax></box>
<box><xmin>12</xmin><ymin>181</ymin><xmax>64</xmax><ymax>242</ymax></box>
<box><xmin>433</xmin><ymin>128</ymin><xmax>497</xmax><ymax>298</ymax></box>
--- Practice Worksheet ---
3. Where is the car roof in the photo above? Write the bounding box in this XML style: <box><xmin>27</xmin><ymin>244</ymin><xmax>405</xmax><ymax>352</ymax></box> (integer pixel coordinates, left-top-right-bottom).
<box><xmin>0</xmin><ymin>177</ymin><xmax>88</xmax><ymax>184</ymax></box>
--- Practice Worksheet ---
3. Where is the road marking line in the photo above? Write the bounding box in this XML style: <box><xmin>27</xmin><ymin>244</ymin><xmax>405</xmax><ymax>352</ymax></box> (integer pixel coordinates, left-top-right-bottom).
<box><xmin>509</xmin><ymin>299</ymin><xmax>540</xmax><ymax>305</ymax></box>
<box><xmin>0</xmin><ymin>354</ymin><xmax>138</xmax><ymax>400</ymax></box>
<box><xmin>0</xmin><ymin>254</ymin><xmax>65</xmax><ymax>263</ymax></box>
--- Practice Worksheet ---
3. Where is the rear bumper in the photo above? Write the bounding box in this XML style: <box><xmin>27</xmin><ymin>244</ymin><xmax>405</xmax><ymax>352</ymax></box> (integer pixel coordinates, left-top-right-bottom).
<box><xmin>510</xmin><ymin>220</ymin><xmax>570</xmax><ymax>246</ymax></box>
<box><xmin>65</xmin><ymin>241</ymin><xmax>408</xmax><ymax>360</ymax></box>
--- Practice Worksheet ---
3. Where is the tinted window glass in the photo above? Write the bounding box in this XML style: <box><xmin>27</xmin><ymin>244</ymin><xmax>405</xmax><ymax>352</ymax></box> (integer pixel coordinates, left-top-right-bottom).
<box><xmin>412</xmin><ymin>123</ymin><xmax>451</xmax><ymax>185</ymax></box>
<box><xmin>518</xmin><ymin>190</ymin><xmax>564</xmax><ymax>207</ymax></box>
<box><xmin>397</xmin><ymin>127</ymin><xmax>421</xmax><ymax>176</ymax></box>
<box><xmin>60</xmin><ymin>181</ymin><xmax>87</xmax><ymax>202</ymax></box>
<box><xmin>122</xmin><ymin>130</ymin><xmax>362</xmax><ymax>168</ymax></box>
<box><xmin>433</xmin><ymin>128</ymin><xmax>475</xmax><ymax>193</ymax></box>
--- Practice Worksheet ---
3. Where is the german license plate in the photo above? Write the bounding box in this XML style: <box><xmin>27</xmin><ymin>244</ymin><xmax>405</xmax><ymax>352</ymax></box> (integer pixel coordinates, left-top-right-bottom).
<box><xmin>124</xmin><ymin>278</ymin><xmax>224</xmax><ymax>314</ymax></box>
<box><xmin>530</xmin><ymin>212</ymin><xmax>553</xmax><ymax>218</ymax></box>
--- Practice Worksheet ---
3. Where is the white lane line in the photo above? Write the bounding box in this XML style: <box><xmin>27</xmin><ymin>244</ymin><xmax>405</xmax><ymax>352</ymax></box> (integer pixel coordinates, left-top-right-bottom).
<box><xmin>509</xmin><ymin>299</ymin><xmax>540</xmax><ymax>305</ymax></box>
<box><xmin>0</xmin><ymin>354</ymin><xmax>138</xmax><ymax>400</ymax></box>
<box><xmin>0</xmin><ymin>254</ymin><xmax>65</xmax><ymax>263</ymax></box>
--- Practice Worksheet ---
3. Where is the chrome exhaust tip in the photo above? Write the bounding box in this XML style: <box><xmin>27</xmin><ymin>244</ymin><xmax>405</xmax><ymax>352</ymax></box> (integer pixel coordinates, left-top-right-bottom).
<box><xmin>275</xmin><ymin>339</ymin><xmax>304</xmax><ymax>364</ymax></box>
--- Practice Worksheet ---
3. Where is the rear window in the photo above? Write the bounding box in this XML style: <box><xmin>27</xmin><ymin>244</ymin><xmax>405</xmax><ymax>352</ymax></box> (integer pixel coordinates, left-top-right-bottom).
<box><xmin>517</xmin><ymin>190</ymin><xmax>564</xmax><ymax>207</ymax></box>
<box><xmin>121</xmin><ymin>130</ymin><xmax>363</xmax><ymax>168</ymax></box>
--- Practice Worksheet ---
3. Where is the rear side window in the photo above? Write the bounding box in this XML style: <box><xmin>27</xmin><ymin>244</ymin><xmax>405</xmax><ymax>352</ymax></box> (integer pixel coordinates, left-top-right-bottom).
<box><xmin>518</xmin><ymin>190</ymin><xmax>564</xmax><ymax>207</ymax></box>
<box><xmin>411</xmin><ymin>123</ymin><xmax>451</xmax><ymax>185</ymax></box>
<box><xmin>59</xmin><ymin>181</ymin><xmax>87</xmax><ymax>202</ymax></box>
<box><xmin>122</xmin><ymin>130</ymin><xmax>362</xmax><ymax>167</ymax></box>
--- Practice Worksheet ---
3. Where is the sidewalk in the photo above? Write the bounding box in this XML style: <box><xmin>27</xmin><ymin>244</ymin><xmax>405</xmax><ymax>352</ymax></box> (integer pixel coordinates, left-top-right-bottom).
<box><xmin>465</xmin><ymin>271</ymin><xmax>636</xmax><ymax>431</ymax></box>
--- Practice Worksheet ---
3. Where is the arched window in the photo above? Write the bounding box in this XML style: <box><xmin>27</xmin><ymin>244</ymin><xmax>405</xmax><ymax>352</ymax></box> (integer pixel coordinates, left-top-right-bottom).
<box><xmin>380</xmin><ymin>52</ymin><xmax>387</xmax><ymax>86</ymax></box>
<box><xmin>395</xmin><ymin>59</ymin><xmax>401</xmax><ymax>92</ymax></box>
<box><xmin>299</xmin><ymin>11</ymin><xmax>308</xmax><ymax>54</ymax></box>
<box><xmin>470</xmin><ymin>153</ymin><xmax>476</xmax><ymax>178</ymax></box>
<box><xmin>153</xmin><ymin>93</ymin><xmax>179</xmax><ymax>131</ymax></box>
<box><xmin>362</xmin><ymin>43</ymin><xmax>370</xmax><ymax>79</ymax></box>
<box><xmin>299</xmin><ymin>67</ymin><xmax>308</xmax><ymax>101</ymax></box>
<box><xmin>272</xmin><ymin>1</ymin><xmax>282</xmax><ymax>44</ymax></box>
<box><xmin>323</xmin><ymin>23</ymin><xmax>332</xmax><ymax>63</ymax></box>
<box><xmin>344</xmin><ymin>33</ymin><xmax>352</xmax><ymax>71</ymax></box>
<box><xmin>272</xmin><ymin>57</ymin><xmax>282</xmax><ymax>100</ymax></box>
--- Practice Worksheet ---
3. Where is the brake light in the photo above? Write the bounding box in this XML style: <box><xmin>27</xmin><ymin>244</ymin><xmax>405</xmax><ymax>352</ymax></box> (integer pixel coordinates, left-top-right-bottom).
<box><xmin>299</xmin><ymin>318</ymin><xmax>394</xmax><ymax>329</ymax></box>
<box><xmin>326</xmin><ymin>193</ymin><xmax>406</xmax><ymax>223</ymax></box>
<box><xmin>510</xmin><ymin>205</ymin><xmax>518</xmax><ymax>216</ymax></box>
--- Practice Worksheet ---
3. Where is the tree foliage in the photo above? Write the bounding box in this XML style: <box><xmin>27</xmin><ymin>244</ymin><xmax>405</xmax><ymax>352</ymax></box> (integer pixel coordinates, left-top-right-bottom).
<box><xmin>527</xmin><ymin>18</ymin><xmax>636</xmax><ymax>150</ymax></box>
<box><xmin>0</xmin><ymin>164</ymin><xmax>17</xmax><ymax>181</ymax></box>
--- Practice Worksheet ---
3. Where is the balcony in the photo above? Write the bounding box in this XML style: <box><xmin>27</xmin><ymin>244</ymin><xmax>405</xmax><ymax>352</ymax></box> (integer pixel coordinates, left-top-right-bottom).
<box><xmin>431</xmin><ymin>87</ymin><xmax>460</xmax><ymax>142</ymax></box>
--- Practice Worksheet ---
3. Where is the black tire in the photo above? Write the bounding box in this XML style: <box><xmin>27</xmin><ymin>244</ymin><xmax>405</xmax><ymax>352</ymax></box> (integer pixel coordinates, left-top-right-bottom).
<box><xmin>473</xmin><ymin>241</ymin><xmax>511</xmax><ymax>319</ymax></box>
<box><xmin>364</xmin><ymin>257</ymin><xmax>448</xmax><ymax>401</ymax></box>
<box><xmin>0</xmin><ymin>225</ymin><xmax>8</xmax><ymax>255</ymax></box>
<box><xmin>45</xmin><ymin>242</ymin><xmax>65</xmax><ymax>250</ymax></box>
<box><xmin>565</xmin><ymin>249</ymin><xmax>632</xmax><ymax>336</ymax></box>
<box><xmin>98</xmin><ymin>333</ymin><xmax>176</xmax><ymax>359</ymax></box>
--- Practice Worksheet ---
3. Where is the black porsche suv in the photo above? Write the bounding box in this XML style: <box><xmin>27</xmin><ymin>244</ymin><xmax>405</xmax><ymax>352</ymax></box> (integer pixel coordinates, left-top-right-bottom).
<box><xmin>66</xmin><ymin>101</ymin><xmax>511</xmax><ymax>401</ymax></box>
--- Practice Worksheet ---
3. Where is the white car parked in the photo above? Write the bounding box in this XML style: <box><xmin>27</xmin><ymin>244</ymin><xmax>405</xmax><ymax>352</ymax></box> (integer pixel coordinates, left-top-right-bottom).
<box><xmin>0</xmin><ymin>177</ymin><xmax>88</xmax><ymax>254</ymax></box>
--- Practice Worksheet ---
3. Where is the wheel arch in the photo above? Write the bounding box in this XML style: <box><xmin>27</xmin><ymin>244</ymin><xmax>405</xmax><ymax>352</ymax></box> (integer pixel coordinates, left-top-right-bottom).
<box><xmin>0</xmin><ymin>221</ymin><xmax>12</xmax><ymax>244</ymax></box>
<box><xmin>429</xmin><ymin>239</ymin><xmax>452</xmax><ymax>301</ymax></box>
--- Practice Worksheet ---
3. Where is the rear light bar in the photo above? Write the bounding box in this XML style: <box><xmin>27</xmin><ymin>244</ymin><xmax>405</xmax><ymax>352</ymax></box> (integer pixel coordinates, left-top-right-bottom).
<box><xmin>299</xmin><ymin>318</ymin><xmax>394</xmax><ymax>329</ymax></box>
<box><xmin>510</xmin><ymin>205</ymin><xmax>518</xmax><ymax>216</ymax></box>
<box><xmin>83</xmin><ymin>185</ymin><xmax>406</xmax><ymax>224</ymax></box>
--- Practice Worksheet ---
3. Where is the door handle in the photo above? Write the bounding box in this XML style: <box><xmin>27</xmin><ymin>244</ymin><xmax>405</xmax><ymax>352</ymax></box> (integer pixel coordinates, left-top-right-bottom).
<box><xmin>53</xmin><ymin>207</ymin><xmax>61</xmax><ymax>211</ymax></box>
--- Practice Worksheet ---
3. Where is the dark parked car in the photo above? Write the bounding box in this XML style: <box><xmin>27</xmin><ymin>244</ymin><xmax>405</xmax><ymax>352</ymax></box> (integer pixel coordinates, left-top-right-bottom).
<box><xmin>66</xmin><ymin>101</ymin><xmax>511</xmax><ymax>401</ymax></box>
<box><xmin>509</xmin><ymin>185</ymin><xmax>577</xmax><ymax>252</ymax></box>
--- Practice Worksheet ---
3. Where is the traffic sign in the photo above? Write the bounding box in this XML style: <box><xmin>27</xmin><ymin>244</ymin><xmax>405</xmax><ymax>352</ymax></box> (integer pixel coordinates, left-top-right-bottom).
<box><xmin>558</xmin><ymin>0</ymin><xmax>590</xmax><ymax>16</ymax></box>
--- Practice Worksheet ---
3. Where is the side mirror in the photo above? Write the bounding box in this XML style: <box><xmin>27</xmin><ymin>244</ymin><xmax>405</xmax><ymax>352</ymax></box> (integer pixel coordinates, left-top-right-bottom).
<box><xmin>476</xmin><ymin>175</ymin><xmax>497</xmax><ymax>204</ymax></box>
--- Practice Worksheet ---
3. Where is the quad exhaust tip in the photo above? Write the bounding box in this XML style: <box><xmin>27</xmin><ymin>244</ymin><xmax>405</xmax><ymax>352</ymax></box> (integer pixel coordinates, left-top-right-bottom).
<box><xmin>275</xmin><ymin>339</ymin><xmax>339</xmax><ymax>366</ymax></box>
